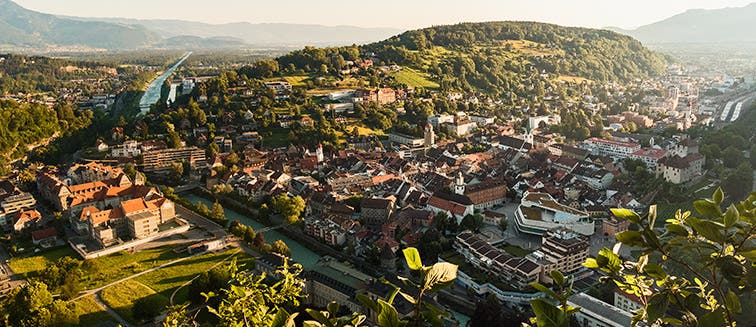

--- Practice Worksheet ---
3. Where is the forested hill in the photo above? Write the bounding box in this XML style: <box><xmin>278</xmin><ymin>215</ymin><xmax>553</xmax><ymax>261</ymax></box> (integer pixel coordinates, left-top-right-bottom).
<box><xmin>360</xmin><ymin>22</ymin><xmax>665</xmax><ymax>93</ymax></box>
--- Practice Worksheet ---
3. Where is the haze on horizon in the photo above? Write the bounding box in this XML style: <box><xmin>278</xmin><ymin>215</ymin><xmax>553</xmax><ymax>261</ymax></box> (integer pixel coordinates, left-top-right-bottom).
<box><xmin>13</xmin><ymin>0</ymin><xmax>756</xmax><ymax>30</ymax></box>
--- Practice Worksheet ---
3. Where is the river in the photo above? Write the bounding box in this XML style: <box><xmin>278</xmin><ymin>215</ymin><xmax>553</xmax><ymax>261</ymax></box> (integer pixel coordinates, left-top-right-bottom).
<box><xmin>180</xmin><ymin>193</ymin><xmax>320</xmax><ymax>268</ymax></box>
<box><xmin>138</xmin><ymin>52</ymin><xmax>192</xmax><ymax>116</ymax></box>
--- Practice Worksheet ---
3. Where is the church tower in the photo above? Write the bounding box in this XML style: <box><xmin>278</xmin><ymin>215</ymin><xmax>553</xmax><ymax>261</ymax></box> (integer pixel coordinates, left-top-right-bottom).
<box><xmin>316</xmin><ymin>143</ymin><xmax>324</xmax><ymax>163</ymax></box>
<box><xmin>424</xmin><ymin>122</ymin><xmax>435</xmax><ymax>147</ymax></box>
<box><xmin>454</xmin><ymin>171</ymin><xmax>465</xmax><ymax>195</ymax></box>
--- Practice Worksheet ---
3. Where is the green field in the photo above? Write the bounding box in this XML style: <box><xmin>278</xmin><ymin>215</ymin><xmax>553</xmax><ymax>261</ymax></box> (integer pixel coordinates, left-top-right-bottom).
<box><xmin>393</xmin><ymin>68</ymin><xmax>439</xmax><ymax>89</ymax></box>
<box><xmin>80</xmin><ymin>246</ymin><xmax>185</xmax><ymax>289</ymax></box>
<box><xmin>73</xmin><ymin>295</ymin><xmax>115</xmax><ymax>327</ymax></box>
<box><xmin>135</xmin><ymin>249</ymin><xmax>253</xmax><ymax>304</ymax></box>
<box><xmin>7</xmin><ymin>246</ymin><xmax>77</xmax><ymax>279</ymax></box>
<box><xmin>101</xmin><ymin>280</ymin><xmax>168</xmax><ymax>324</ymax></box>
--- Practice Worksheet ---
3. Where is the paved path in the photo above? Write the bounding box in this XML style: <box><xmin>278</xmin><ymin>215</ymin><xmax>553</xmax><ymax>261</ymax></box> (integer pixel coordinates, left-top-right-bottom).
<box><xmin>94</xmin><ymin>292</ymin><xmax>132</xmax><ymax>327</ymax></box>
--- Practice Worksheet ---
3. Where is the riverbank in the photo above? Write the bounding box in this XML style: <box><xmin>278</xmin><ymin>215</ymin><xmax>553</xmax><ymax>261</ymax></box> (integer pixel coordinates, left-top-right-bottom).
<box><xmin>138</xmin><ymin>52</ymin><xmax>192</xmax><ymax>116</ymax></box>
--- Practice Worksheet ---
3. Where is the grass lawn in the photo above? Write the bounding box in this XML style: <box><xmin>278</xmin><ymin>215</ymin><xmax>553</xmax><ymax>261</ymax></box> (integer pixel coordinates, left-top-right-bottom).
<box><xmin>7</xmin><ymin>246</ymin><xmax>77</xmax><ymax>279</ymax></box>
<box><xmin>498</xmin><ymin>244</ymin><xmax>533</xmax><ymax>257</ymax></box>
<box><xmin>79</xmin><ymin>246</ymin><xmax>185</xmax><ymax>290</ymax></box>
<box><xmin>274</xmin><ymin>75</ymin><xmax>310</xmax><ymax>87</ymax></box>
<box><xmin>393</xmin><ymin>68</ymin><xmax>439</xmax><ymax>89</ymax></box>
<box><xmin>73</xmin><ymin>295</ymin><xmax>115</xmax><ymax>327</ymax></box>
<box><xmin>135</xmin><ymin>249</ymin><xmax>253</xmax><ymax>304</ymax></box>
<box><xmin>556</xmin><ymin>75</ymin><xmax>590</xmax><ymax>84</ymax></box>
<box><xmin>355</xmin><ymin>126</ymin><xmax>385</xmax><ymax>136</ymax></box>
<box><xmin>101</xmin><ymin>280</ymin><xmax>168</xmax><ymax>324</ymax></box>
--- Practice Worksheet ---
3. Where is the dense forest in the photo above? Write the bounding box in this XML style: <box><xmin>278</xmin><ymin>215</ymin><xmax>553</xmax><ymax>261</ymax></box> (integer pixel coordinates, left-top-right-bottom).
<box><xmin>0</xmin><ymin>54</ymin><xmax>116</xmax><ymax>94</ymax></box>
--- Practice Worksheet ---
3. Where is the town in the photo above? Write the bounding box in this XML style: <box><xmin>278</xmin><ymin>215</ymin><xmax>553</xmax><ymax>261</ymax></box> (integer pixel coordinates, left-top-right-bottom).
<box><xmin>0</xmin><ymin>1</ymin><xmax>754</xmax><ymax>327</ymax></box>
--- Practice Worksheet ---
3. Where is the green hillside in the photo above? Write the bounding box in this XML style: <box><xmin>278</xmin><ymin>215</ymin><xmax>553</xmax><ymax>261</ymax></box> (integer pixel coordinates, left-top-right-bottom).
<box><xmin>363</xmin><ymin>22</ymin><xmax>665</xmax><ymax>94</ymax></box>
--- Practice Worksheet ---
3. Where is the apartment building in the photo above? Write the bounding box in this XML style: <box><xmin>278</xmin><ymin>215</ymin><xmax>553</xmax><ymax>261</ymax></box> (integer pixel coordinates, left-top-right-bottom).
<box><xmin>141</xmin><ymin>146</ymin><xmax>207</xmax><ymax>173</ymax></box>
<box><xmin>582</xmin><ymin>137</ymin><xmax>641</xmax><ymax>159</ymax></box>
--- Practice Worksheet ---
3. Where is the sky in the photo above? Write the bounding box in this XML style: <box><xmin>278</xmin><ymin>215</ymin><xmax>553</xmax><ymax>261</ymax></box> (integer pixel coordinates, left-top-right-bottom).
<box><xmin>13</xmin><ymin>0</ymin><xmax>756</xmax><ymax>30</ymax></box>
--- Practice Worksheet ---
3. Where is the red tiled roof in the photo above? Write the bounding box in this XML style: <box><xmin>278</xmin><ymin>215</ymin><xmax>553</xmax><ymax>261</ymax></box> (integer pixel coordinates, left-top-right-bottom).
<box><xmin>427</xmin><ymin>195</ymin><xmax>468</xmax><ymax>217</ymax></box>
<box><xmin>32</xmin><ymin>227</ymin><xmax>57</xmax><ymax>242</ymax></box>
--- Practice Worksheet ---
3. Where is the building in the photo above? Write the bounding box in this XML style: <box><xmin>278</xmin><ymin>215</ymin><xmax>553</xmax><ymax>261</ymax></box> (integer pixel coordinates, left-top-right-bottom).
<box><xmin>12</xmin><ymin>209</ymin><xmax>42</xmax><ymax>232</ymax></box>
<box><xmin>427</xmin><ymin>114</ymin><xmax>455</xmax><ymax>127</ymax></box>
<box><xmin>303</xmin><ymin>257</ymin><xmax>374</xmax><ymax>314</ymax></box>
<box><xmin>656</xmin><ymin>153</ymin><xmax>705</xmax><ymax>184</ymax></box>
<box><xmin>0</xmin><ymin>191</ymin><xmax>36</xmax><ymax>229</ymax></box>
<box><xmin>141</xmin><ymin>147</ymin><xmax>206</xmax><ymax>174</ymax></box>
<box><xmin>536</xmin><ymin>227</ymin><xmax>589</xmax><ymax>280</ymax></box>
<box><xmin>514</xmin><ymin>192</ymin><xmax>593</xmax><ymax>236</ymax></box>
<box><xmin>454</xmin><ymin>232</ymin><xmax>540</xmax><ymax>290</ymax></box>
<box><xmin>656</xmin><ymin>139</ymin><xmax>704</xmax><ymax>184</ymax></box>
<box><xmin>444</xmin><ymin>119</ymin><xmax>476</xmax><ymax>137</ymax></box>
<box><xmin>327</xmin><ymin>173</ymin><xmax>372</xmax><ymax>191</ymax></box>
<box><xmin>360</xmin><ymin>197</ymin><xmax>395</xmax><ymax>226</ymax></box>
<box><xmin>614</xmin><ymin>290</ymin><xmax>644</xmax><ymax>314</ymax></box>
<box><xmin>423</xmin><ymin>122</ymin><xmax>435</xmax><ymax>147</ymax></box>
<box><xmin>601</xmin><ymin>216</ymin><xmax>630</xmax><ymax>236</ymax></box>
<box><xmin>582</xmin><ymin>138</ymin><xmax>641</xmax><ymax>160</ymax></box>
<box><xmin>469</xmin><ymin>115</ymin><xmax>495</xmax><ymax>126</ymax></box>
<box><xmin>31</xmin><ymin>227</ymin><xmax>58</xmax><ymax>247</ymax></box>
<box><xmin>463</xmin><ymin>178</ymin><xmax>507</xmax><ymax>210</ymax></box>
<box><xmin>78</xmin><ymin>196</ymin><xmax>176</xmax><ymax>247</ymax></box>
<box><xmin>426</xmin><ymin>192</ymin><xmax>474</xmax><ymax>223</ymax></box>
<box><xmin>572</xmin><ymin>164</ymin><xmax>614</xmax><ymax>190</ymax></box>
<box><xmin>569</xmin><ymin>293</ymin><xmax>635</xmax><ymax>327</ymax></box>
<box><xmin>388</xmin><ymin>133</ymin><xmax>425</xmax><ymax>147</ymax></box>
<box><xmin>353</xmin><ymin>88</ymin><xmax>396</xmax><ymax>104</ymax></box>
<box><xmin>111</xmin><ymin>140</ymin><xmax>141</xmax><ymax>158</ymax></box>
<box><xmin>67</xmin><ymin>162</ymin><xmax>125</xmax><ymax>184</ymax></box>
<box><xmin>630</xmin><ymin>148</ymin><xmax>668</xmax><ymax>170</ymax></box>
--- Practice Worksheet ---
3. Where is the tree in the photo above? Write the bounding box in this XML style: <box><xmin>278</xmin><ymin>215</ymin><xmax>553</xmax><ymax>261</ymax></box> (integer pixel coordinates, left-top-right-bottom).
<box><xmin>537</xmin><ymin>188</ymin><xmax>755</xmax><ymax>327</ymax></box>
<box><xmin>498</xmin><ymin>217</ymin><xmax>509</xmax><ymax>234</ymax></box>
<box><xmin>254</xmin><ymin>232</ymin><xmax>266</xmax><ymax>249</ymax></box>
<box><xmin>460</xmin><ymin>214</ymin><xmax>484</xmax><ymax>232</ymax></box>
<box><xmin>271</xmin><ymin>194</ymin><xmax>306</xmax><ymax>224</ymax></box>
<box><xmin>1</xmin><ymin>281</ymin><xmax>80</xmax><ymax>327</ymax></box>
<box><xmin>271</xmin><ymin>240</ymin><xmax>291</xmax><ymax>257</ymax></box>
<box><xmin>722</xmin><ymin>146</ymin><xmax>745</xmax><ymax>168</ymax></box>
<box><xmin>210</xmin><ymin>201</ymin><xmax>226</xmax><ymax>222</ymax></box>
<box><xmin>133</xmin><ymin>296</ymin><xmax>165</xmax><ymax>322</ymax></box>
<box><xmin>471</xmin><ymin>294</ymin><xmax>510</xmax><ymax>327</ymax></box>
<box><xmin>202</xmin><ymin>261</ymin><xmax>303</xmax><ymax>327</ymax></box>
<box><xmin>170</xmin><ymin>161</ymin><xmax>184</xmax><ymax>181</ymax></box>
<box><xmin>356</xmin><ymin>247</ymin><xmax>458</xmax><ymax>326</ymax></box>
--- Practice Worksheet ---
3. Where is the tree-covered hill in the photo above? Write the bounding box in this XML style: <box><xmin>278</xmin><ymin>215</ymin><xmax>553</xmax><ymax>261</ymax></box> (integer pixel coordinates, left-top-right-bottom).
<box><xmin>272</xmin><ymin>22</ymin><xmax>665</xmax><ymax>98</ymax></box>
<box><xmin>364</xmin><ymin>22</ymin><xmax>665</xmax><ymax>92</ymax></box>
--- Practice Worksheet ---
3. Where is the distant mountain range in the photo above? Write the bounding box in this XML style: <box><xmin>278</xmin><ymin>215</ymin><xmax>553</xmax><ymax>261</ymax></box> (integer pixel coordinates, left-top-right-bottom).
<box><xmin>0</xmin><ymin>0</ymin><xmax>403</xmax><ymax>51</ymax></box>
<box><xmin>608</xmin><ymin>3</ymin><xmax>756</xmax><ymax>44</ymax></box>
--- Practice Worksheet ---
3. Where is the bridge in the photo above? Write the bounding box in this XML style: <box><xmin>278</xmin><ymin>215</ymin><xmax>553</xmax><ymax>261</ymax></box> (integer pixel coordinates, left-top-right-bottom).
<box><xmin>256</xmin><ymin>225</ymin><xmax>285</xmax><ymax>233</ymax></box>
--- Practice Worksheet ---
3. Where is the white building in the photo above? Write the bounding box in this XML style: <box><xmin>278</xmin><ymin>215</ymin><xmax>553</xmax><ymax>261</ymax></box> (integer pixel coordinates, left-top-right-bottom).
<box><xmin>427</xmin><ymin>114</ymin><xmax>455</xmax><ymax>128</ymax></box>
<box><xmin>388</xmin><ymin>133</ymin><xmax>425</xmax><ymax>147</ymax></box>
<box><xmin>582</xmin><ymin>137</ymin><xmax>641</xmax><ymax>160</ymax></box>
<box><xmin>569</xmin><ymin>293</ymin><xmax>636</xmax><ymax>327</ymax></box>
<box><xmin>514</xmin><ymin>192</ymin><xmax>593</xmax><ymax>236</ymax></box>
<box><xmin>111</xmin><ymin>140</ymin><xmax>141</xmax><ymax>158</ymax></box>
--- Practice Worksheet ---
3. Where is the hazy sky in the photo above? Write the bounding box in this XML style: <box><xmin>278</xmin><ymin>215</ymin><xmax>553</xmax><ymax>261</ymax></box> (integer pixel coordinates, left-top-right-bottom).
<box><xmin>14</xmin><ymin>0</ymin><xmax>756</xmax><ymax>29</ymax></box>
